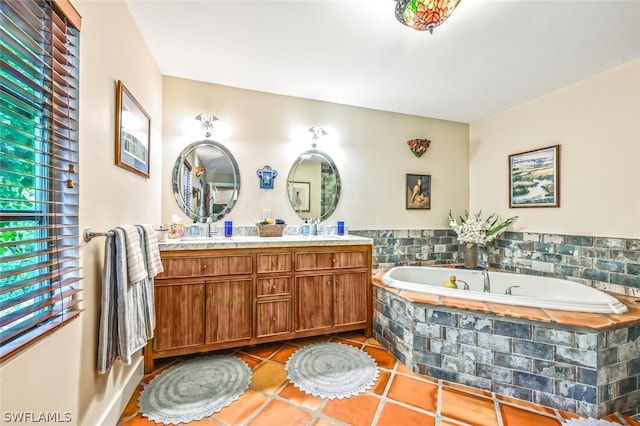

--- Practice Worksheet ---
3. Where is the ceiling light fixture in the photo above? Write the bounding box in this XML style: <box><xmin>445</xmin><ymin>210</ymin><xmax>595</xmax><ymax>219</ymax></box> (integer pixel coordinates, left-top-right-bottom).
<box><xmin>195</xmin><ymin>113</ymin><xmax>219</xmax><ymax>137</ymax></box>
<box><xmin>395</xmin><ymin>0</ymin><xmax>461</xmax><ymax>34</ymax></box>
<box><xmin>308</xmin><ymin>127</ymin><xmax>327</xmax><ymax>148</ymax></box>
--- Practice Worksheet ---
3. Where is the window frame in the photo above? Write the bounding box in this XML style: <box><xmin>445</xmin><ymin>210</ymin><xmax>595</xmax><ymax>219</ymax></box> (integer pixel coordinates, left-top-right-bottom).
<box><xmin>0</xmin><ymin>0</ymin><xmax>82</xmax><ymax>361</ymax></box>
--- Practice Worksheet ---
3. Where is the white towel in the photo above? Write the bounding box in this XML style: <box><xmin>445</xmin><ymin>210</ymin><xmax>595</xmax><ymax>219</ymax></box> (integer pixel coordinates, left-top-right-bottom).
<box><xmin>120</xmin><ymin>224</ymin><xmax>147</xmax><ymax>284</ymax></box>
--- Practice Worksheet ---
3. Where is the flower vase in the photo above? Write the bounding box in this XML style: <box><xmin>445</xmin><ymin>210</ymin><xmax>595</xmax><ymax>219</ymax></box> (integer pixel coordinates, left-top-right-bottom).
<box><xmin>463</xmin><ymin>243</ymin><xmax>478</xmax><ymax>269</ymax></box>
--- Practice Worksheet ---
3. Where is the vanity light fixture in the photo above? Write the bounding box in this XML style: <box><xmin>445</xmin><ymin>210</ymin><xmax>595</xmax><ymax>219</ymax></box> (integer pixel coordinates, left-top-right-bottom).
<box><xmin>308</xmin><ymin>126</ymin><xmax>327</xmax><ymax>148</ymax></box>
<box><xmin>395</xmin><ymin>0</ymin><xmax>461</xmax><ymax>34</ymax></box>
<box><xmin>195</xmin><ymin>113</ymin><xmax>219</xmax><ymax>138</ymax></box>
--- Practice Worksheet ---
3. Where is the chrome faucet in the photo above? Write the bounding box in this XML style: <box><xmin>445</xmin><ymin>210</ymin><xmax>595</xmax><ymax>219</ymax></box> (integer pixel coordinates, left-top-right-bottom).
<box><xmin>505</xmin><ymin>285</ymin><xmax>520</xmax><ymax>295</ymax></box>
<box><xmin>457</xmin><ymin>279</ymin><xmax>470</xmax><ymax>290</ymax></box>
<box><xmin>206</xmin><ymin>217</ymin><xmax>217</xmax><ymax>237</ymax></box>
<box><xmin>482</xmin><ymin>268</ymin><xmax>491</xmax><ymax>293</ymax></box>
<box><xmin>308</xmin><ymin>218</ymin><xmax>319</xmax><ymax>236</ymax></box>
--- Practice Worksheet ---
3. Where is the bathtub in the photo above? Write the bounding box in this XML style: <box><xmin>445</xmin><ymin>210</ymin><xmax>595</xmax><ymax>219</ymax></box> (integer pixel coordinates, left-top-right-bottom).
<box><xmin>382</xmin><ymin>266</ymin><xmax>627</xmax><ymax>314</ymax></box>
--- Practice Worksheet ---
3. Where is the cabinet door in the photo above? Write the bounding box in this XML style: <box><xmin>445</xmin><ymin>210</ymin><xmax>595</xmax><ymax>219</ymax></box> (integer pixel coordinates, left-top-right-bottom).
<box><xmin>333</xmin><ymin>271</ymin><xmax>368</xmax><ymax>327</ymax></box>
<box><xmin>154</xmin><ymin>281</ymin><xmax>204</xmax><ymax>351</ymax></box>
<box><xmin>256</xmin><ymin>300</ymin><xmax>292</xmax><ymax>337</ymax></box>
<box><xmin>295</xmin><ymin>274</ymin><xmax>333</xmax><ymax>331</ymax></box>
<box><xmin>205</xmin><ymin>279</ymin><xmax>252</xmax><ymax>344</ymax></box>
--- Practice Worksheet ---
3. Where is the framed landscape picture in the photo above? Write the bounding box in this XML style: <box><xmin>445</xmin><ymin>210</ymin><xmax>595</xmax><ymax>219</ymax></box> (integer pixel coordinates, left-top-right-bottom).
<box><xmin>406</xmin><ymin>174</ymin><xmax>431</xmax><ymax>210</ymax></box>
<box><xmin>115</xmin><ymin>80</ymin><xmax>151</xmax><ymax>178</ymax></box>
<box><xmin>509</xmin><ymin>145</ymin><xmax>560</xmax><ymax>208</ymax></box>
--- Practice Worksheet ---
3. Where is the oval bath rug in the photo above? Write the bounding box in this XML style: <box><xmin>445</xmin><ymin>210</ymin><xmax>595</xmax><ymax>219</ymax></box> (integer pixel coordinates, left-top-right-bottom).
<box><xmin>285</xmin><ymin>342</ymin><xmax>379</xmax><ymax>400</ymax></box>
<box><xmin>138</xmin><ymin>355</ymin><xmax>251</xmax><ymax>424</ymax></box>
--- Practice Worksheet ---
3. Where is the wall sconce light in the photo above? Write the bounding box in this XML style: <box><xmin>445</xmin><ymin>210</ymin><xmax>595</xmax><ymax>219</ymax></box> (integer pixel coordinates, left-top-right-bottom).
<box><xmin>308</xmin><ymin>126</ymin><xmax>327</xmax><ymax>148</ymax></box>
<box><xmin>195</xmin><ymin>113</ymin><xmax>219</xmax><ymax>138</ymax></box>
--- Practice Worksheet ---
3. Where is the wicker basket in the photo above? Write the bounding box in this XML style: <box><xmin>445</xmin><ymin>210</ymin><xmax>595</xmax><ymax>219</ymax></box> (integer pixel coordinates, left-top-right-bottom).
<box><xmin>256</xmin><ymin>223</ymin><xmax>285</xmax><ymax>237</ymax></box>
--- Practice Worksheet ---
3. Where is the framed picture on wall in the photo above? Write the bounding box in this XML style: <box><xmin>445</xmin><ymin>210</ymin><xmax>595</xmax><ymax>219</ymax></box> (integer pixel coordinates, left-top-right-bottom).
<box><xmin>289</xmin><ymin>181</ymin><xmax>310</xmax><ymax>212</ymax></box>
<box><xmin>406</xmin><ymin>174</ymin><xmax>431</xmax><ymax>210</ymax></box>
<box><xmin>115</xmin><ymin>80</ymin><xmax>151</xmax><ymax>178</ymax></box>
<box><xmin>509</xmin><ymin>145</ymin><xmax>560</xmax><ymax>208</ymax></box>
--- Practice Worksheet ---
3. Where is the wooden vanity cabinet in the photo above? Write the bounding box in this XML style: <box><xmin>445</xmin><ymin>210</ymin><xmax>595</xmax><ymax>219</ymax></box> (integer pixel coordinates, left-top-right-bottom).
<box><xmin>144</xmin><ymin>245</ymin><xmax>371</xmax><ymax>373</ymax></box>
<box><xmin>294</xmin><ymin>249</ymin><xmax>370</xmax><ymax>333</ymax></box>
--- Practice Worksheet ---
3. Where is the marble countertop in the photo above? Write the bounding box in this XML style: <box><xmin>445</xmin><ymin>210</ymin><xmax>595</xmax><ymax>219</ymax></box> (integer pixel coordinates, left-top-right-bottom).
<box><xmin>158</xmin><ymin>234</ymin><xmax>373</xmax><ymax>250</ymax></box>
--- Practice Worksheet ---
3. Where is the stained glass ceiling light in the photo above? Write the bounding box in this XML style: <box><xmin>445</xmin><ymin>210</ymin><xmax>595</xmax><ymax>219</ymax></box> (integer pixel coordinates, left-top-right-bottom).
<box><xmin>395</xmin><ymin>0</ymin><xmax>461</xmax><ymax>34</ymax></box>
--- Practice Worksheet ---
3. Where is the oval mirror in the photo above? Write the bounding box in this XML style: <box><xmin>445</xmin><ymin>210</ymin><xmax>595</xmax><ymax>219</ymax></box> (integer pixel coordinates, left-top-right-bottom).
<box><xmin>172</xmin><ymin>140</ymin><xmax>240</xmax><ymax>223</ymax></box>
<box><xmin>286</xmin><ymin>149</ymin><xmax>341</xmax><ymax>221</ymax></box>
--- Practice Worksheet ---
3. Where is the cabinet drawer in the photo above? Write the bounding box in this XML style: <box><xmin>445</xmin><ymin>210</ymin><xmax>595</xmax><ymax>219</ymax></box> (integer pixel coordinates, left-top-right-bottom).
<box><xmin>256</xmin><ymin>253</ymin><xmax>291</xmax><ymax>274</ymax></box>
<box><xmin>256</xmin><ymin>276</ymin><xmax>291</xmax><ymax>297</ymax></box>
<box><xmin>159</xmin><ymin>255</ymin><xmax>252</xmax><ymax>278</ymax></box>
<box><xmin>256</xmin><ymin>300</ymin><xmax>292</xmax><ymax>338</ymax></box>
<box><xmin>295</xmin><ymin>250</ymin><xmax>368</xmax><ymax>271</ymax></box>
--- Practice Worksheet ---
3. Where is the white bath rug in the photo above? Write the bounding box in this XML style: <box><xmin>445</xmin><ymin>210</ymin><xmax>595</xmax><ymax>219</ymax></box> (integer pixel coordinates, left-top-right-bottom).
<box><xmin>563</xmin><ymin>418</ymin><xmax>621</xmax><ymax>425</ymax></box>
<box><xmin>285</xmin><ymin>342</ymin><xmax>379</xmax><ymax>400</ymax></box>
<box><xmin>138</xmin><ymin>354</ymin><xmax>251</xmax><ymax>424</ymax></box>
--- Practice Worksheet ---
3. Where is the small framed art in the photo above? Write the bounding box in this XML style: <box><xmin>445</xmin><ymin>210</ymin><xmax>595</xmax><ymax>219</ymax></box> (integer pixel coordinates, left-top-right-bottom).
<box><xmin>115</xmin><ymin>80</ymin><xmax>151</xmax><ymax>178</ymax></box>
<box><xmin>406</xmin><ymin>174</ymin><xmax>431</xmax><ymax>210</ymax></box>
<box><xmin>509</xmin><ymin>145</ymin><xmax>560</xmax><ymax>208</ymax></box>
<box><xmin>289</xmin><ymin>181</ymin><xmax>310</xmax><ymax>212</ymax></box>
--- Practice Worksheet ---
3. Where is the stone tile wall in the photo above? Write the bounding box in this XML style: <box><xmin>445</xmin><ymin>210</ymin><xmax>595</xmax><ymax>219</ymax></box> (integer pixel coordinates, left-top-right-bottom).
<box><xmin>373</xmin><ymin>285</ymin><xmax>640</xmax><ymax>418</ymax></box>
<box><xmin>350</xmin><ymin>229</ymin><xmax>640</xmax><ymax>295</ymax></box>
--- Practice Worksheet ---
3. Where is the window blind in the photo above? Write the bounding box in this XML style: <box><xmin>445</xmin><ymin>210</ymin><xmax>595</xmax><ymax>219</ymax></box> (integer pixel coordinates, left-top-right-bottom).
<box><xmin>0</xmin><ymin>0</ymin><xmax>82</xmax><ymax>361</ymax></box>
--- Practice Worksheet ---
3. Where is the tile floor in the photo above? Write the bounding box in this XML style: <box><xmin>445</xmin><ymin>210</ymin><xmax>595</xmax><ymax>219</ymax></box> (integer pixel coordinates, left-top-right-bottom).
<box><xmin>118</xmin><ymin>332</ymin><xmax>640</xmax><ymax>426</ymax></box>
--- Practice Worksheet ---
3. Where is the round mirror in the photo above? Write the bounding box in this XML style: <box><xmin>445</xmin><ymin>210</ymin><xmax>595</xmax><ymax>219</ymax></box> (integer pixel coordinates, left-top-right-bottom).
<box><xmin>286</xmin><ymin>149</ymin><xmax>341</xmax><ymax>221</ymax></box>
<box><xmin>172</xmin><ymin>140</ymin><xmax>240</xmax><ymax>223</ymax></box>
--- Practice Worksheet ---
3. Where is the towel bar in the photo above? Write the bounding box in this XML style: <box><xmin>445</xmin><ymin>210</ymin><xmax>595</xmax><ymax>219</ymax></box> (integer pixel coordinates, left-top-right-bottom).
<box><xmin>83</xmin><ymin>227</ymin><xmax>168</xmax><ymax>243</ymax></box>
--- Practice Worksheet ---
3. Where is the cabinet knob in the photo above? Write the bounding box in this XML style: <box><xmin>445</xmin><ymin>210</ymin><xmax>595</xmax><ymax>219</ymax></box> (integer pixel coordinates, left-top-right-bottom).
<box><xmin>272</xmin><ymin>283</ymin><xmax>277</xmax><ymax>289</ymax></box>
<box><xmin>271</xmin><ymin>315</ymin><xmax>276</xmax><ymax>322</ymax></box>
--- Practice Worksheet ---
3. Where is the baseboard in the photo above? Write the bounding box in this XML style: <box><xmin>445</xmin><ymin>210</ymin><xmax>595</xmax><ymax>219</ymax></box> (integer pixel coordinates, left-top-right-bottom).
<box><xmin>98</xmin><ymin>357</ymin><xmax>144</xmax><ymax>426</ymax></box>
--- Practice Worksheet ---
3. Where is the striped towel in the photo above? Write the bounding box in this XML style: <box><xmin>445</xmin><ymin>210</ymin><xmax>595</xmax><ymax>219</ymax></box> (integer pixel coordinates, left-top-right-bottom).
<box><xmin>136</xmin><ymin>224</ymin><xmax>163</xmax><ymax>338</ymax></box>
<box><xmin>138</xmin><ymin>223</ymin><xmax>163</xmax><ymax>278</ymax></box>
<box><xmin>120</xmin><ymin>225</ymin><xmax>147</xmax><ymax>285</ymax></box>
<box><xmin>97</xmin><ymin>229</ymin><xmax>120</xmax><ymax>374</ymax></box>
<box><xmin>97</xmin><ymin>226</ymin><xmax>159</xmax><ymax>373</ymax></box>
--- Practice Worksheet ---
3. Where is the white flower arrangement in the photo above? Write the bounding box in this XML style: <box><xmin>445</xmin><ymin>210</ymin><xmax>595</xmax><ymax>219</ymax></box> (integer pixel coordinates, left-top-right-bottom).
<box><xmin>448</xmin><ymin>210</ymin><xmax>518</xmax><ymax>245</ymax></box>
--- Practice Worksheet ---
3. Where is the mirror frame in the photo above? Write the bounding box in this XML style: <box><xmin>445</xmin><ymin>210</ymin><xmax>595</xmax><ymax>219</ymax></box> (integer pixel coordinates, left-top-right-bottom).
<box><xmin>286</xmin><ymin>149</ymin><xmax>341</xmax><ymax>221</ymax></box>
<box><xmin>172</xmin><ymin>140</ymin><xmax>241</xmax><ymax>223</ymax></box>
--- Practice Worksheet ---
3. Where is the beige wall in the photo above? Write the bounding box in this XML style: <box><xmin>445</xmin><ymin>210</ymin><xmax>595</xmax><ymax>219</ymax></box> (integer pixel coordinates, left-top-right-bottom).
<box><xmin>0</xmin><ymin>1</ymin><xmax>162</xmax><ymax>425</ymax></box>
<box><xmin>469</xmin><ymin>60</ymin><xmax>640</xmax><ymax>239</ymax></box>
<box><xmin>162</xmin><ymin>77</ymin><xmax>470</xmax><ymax>231</ymax></box>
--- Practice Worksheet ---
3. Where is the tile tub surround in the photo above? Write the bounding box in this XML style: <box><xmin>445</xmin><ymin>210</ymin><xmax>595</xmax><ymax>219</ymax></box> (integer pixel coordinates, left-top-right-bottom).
<box><xmin>349</xmin><ymin>229</ymin><xmax>640</xmax><ymax>296</ymax></box>
<box><xmin>372</xmin><ymin>270</ymin><xmax>640</xmax><ymax>418</ymax></box>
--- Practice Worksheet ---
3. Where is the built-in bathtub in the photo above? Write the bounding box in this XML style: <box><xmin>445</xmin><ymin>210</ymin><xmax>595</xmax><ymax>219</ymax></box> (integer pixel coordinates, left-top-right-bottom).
<box><xmin>382</xmin><ymin>266</ymin><xmax>628</xmax><ymax>314</ymax></box>
<box><xmin>373</xmin><ymin>267</ymin><xmax>640</xmax><ymax>418</ymax></box>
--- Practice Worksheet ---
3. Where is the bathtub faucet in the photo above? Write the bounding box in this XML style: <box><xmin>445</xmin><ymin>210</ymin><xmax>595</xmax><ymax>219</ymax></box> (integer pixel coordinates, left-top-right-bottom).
<box><xmin>456</xmin><ymin>279</ymin><xmax>470</xmax><ymax>290</ymax></box>
<box><xmin>482</xmin><ymin>268</ymin><xmax>491</xmax><ymax>293</ymax></box>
